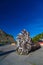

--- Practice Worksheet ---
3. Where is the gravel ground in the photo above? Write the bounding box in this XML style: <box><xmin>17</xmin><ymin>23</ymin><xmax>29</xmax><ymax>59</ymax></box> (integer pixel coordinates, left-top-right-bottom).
<box><xmin>0</xmin><ymin>46</ymin><xmax>43</xmax><ymax>65</ymax></box>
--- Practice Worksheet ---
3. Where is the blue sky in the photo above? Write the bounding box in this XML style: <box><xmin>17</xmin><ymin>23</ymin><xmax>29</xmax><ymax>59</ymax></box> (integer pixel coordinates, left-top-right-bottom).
<box><xmin>0</xmin><ymin>0</ymin><xmax>43</xmax><ymax>39</ymax></box>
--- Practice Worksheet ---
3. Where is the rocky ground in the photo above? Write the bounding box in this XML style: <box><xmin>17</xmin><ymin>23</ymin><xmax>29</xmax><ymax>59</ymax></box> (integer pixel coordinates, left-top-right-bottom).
<box><xmin>0</xmin><ymin>45</ymin><xmax>43</xmax><ymax>65</ymax></box>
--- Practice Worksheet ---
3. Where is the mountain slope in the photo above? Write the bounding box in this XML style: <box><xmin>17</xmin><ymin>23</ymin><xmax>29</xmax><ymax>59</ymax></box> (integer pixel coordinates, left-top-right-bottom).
<box><xmin>32</xmin><ymin>32</ymin><xmax>43</xmax><ymax>43</ymax></box>
<box><xmin>0</xmin><ymin>29</ymin><xmax>16</xmax><ymax>45</ymax></box>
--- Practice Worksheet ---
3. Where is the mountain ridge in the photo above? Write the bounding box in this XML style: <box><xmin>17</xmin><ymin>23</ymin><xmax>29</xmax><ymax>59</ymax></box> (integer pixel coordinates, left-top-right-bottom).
<box><xmin>0</xmin><ymin>29</ymin><xmax>16</xmax><ymax>45</ymax></box>
<box><xmin>32</xmin><ymin>32</ymin><xmax>43</xmax><ymax>43</ymax></box>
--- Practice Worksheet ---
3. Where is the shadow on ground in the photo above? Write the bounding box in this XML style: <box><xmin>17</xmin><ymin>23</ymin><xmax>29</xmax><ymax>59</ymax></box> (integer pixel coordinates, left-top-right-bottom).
<box><xmin>0</xmin><ymin>50</ymin><xmax>16</xmax><ymax>56</ymax></box>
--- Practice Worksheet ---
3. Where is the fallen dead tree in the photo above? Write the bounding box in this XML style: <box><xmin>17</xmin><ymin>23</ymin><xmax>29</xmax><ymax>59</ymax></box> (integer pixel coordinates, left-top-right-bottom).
<box><xmin>16</xmin><ymin>29</ymin><xmax>41</xmax><ymax>55</ymax></box>
<box><xmin>31</xmin><ymin>42</ymin><xmax>41</xmax><ymax>51</ymax></box>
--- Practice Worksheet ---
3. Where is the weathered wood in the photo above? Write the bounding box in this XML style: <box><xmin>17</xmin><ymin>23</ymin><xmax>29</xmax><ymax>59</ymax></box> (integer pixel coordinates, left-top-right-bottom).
<box><xmin>16</xmin><ymin>29</ymin><xmax>41</xmax><ymax>55</ymax></box>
